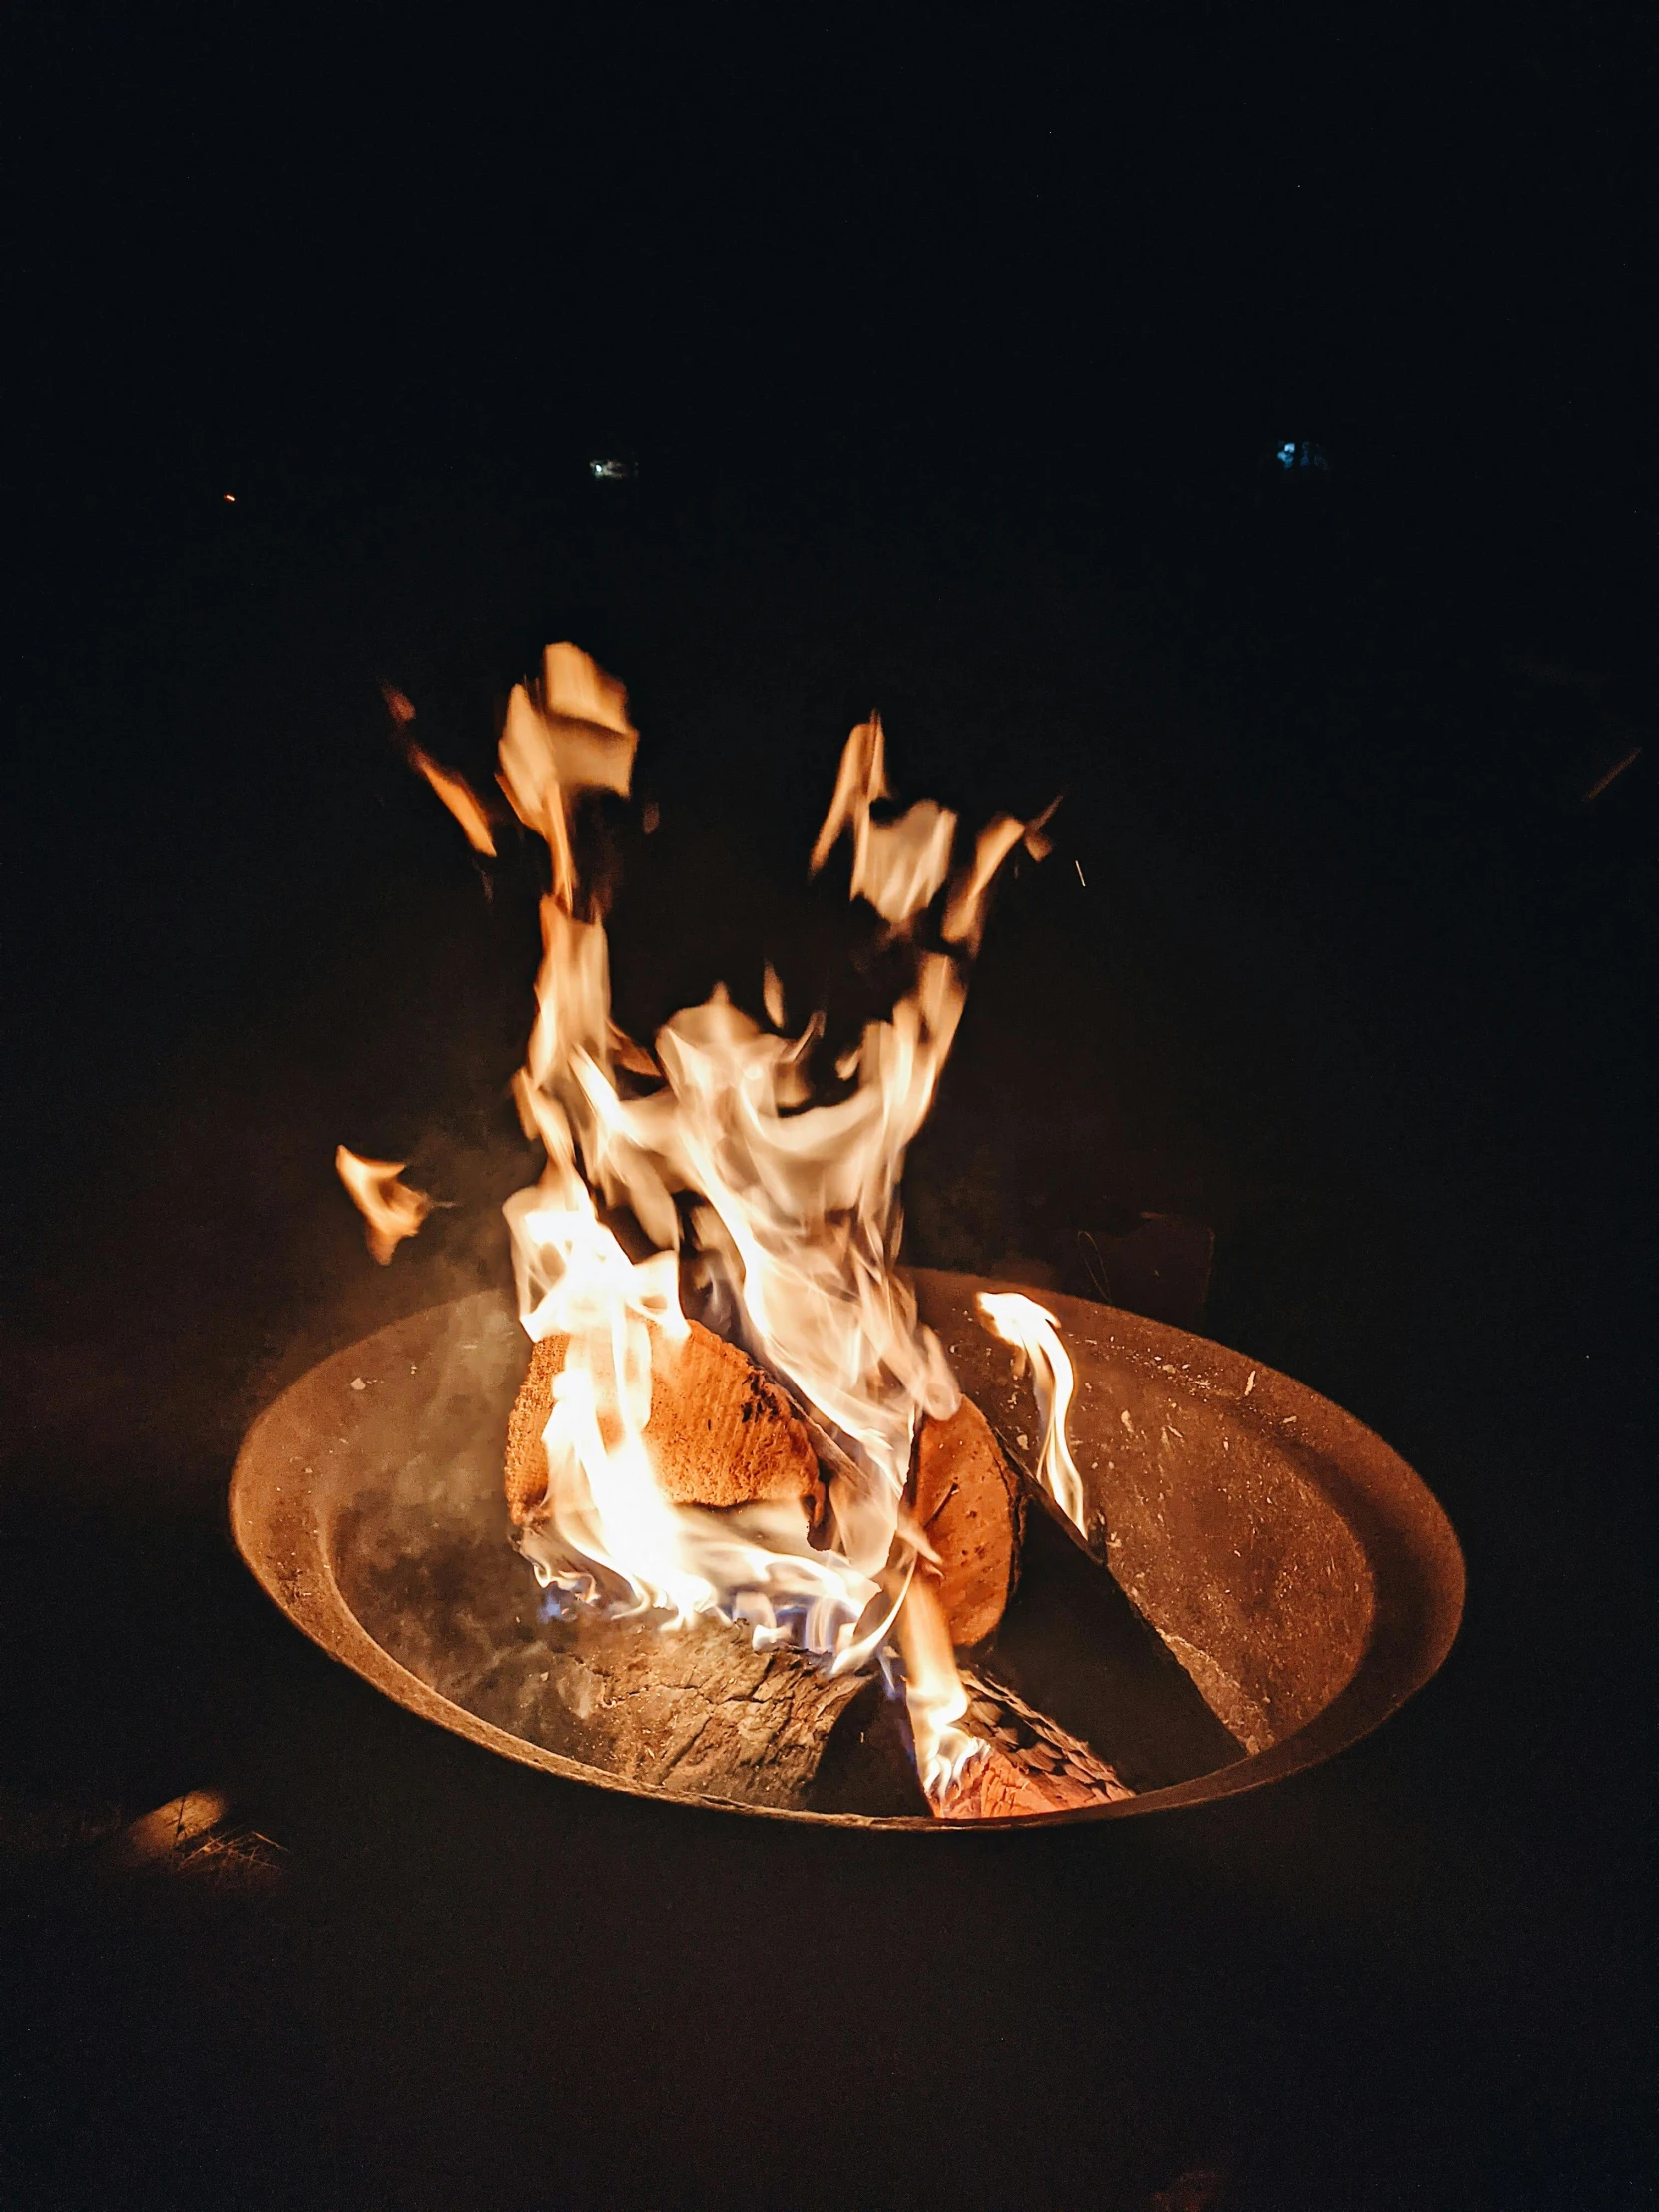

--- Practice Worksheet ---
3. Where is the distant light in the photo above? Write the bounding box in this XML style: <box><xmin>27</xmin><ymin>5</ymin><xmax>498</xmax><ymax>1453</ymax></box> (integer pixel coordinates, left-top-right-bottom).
<box><xmin>1275</xmin><ymin>442</ymin><xmax>1329</xmax><ymax>473</ymax></box>
<box><xmin>1276</xmin><ymin>443</ymin><xmax>1296</xmax><ymax>469</ymax></box>
<box><xmin>224</xmin><ymin>492</ymin><xmax>236</xmax><ymax>503</ymax></box>
<box><xmin>588</xmin><ymin>458</ymin><xmax>633</xmax><ymax>481</ymax></box>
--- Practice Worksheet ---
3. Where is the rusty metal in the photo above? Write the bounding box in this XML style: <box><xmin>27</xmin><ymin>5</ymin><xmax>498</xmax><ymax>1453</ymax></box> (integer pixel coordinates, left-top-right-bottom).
<box><xmin>229</xmin><ymin>1271</ymin><xmax>1463</xmax><ymax>1829</ymax></box>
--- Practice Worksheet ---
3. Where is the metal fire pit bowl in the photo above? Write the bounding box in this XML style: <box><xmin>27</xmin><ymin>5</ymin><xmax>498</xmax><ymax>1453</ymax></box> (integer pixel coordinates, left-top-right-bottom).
<box><xmin>231</xmin><ymin>1272</ymin><xmax>1463</xmax><ymax>1830</ymax></box>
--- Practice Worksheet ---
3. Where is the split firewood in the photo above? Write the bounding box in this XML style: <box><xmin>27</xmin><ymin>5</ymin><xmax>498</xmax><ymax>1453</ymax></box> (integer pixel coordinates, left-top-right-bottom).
<box><xmin>505</xmin><ymin>1318</ymin><xmax>828</xmax><ymax>1529</ymax></box>
<box><xmin>486</xmin><ymin>1309</ymin><xmax>1141</xmax><ymax>1814</ymax></box>
<box><xmin>500</xmin><ymin>1328</ymin><xmax>1131</xmax><ymax>1817</ymax></box>
<box><xmin>462</xmin><ymin>1609</ymin><xmax>880</xmax><ymax>1811</ymax></box>
<box><xmin>909</xmin><ymin>1392</ymin><xmax>1024</xmax><ymax>1648</ymax></box>
<box><xmin>507</xmin><ymin>1327</ymin><xmax>1026</xmax><ymax>1651</ymax></box>
<box><xmin>928</xmin><ymin>1670</ymin><xmax>1135</xmax><ymax>1820</ymax></box>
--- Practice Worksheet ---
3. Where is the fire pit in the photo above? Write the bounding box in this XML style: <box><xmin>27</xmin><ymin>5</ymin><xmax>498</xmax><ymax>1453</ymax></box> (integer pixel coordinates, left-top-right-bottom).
<box><xmin>231</xmin><ymin>1269</ymin><xmax>1462</xmax><ymax>1830</ymax></box>
<box><xmin>249</xmin><ymin>643</ymin><xmax>1461</xmax><ymax>1828</ymax></box>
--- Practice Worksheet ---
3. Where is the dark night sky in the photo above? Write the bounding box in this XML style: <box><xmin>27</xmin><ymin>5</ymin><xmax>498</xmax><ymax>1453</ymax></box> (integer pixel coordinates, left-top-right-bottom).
<box><xmin>11</xmin><ymin>6</ymin><xmax>1647</xmax><ymax>520</ymax></box>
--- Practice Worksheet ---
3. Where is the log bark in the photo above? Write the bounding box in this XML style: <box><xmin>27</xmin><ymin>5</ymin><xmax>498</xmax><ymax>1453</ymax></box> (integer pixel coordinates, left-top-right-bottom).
<box><xmin>461</xmin><ymin>1606</ymin><xmax>877</xmax><ymax>1811</ymax></box>
<box><xmin>338</xmin><ymin>1495</ymin><xmax>899</xmax><ymax>1813</ymax></box>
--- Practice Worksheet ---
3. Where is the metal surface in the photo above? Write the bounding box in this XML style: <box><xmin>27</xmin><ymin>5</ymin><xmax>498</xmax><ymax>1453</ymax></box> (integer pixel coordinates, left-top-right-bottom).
<box><xmin>230</xmin><ymin>1272</ymin><xmax>1464</xmax><ymax>1829</ymax></box>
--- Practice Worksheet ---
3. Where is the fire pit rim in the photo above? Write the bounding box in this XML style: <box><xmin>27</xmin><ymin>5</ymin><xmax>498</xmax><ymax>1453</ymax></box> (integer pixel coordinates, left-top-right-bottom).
<box><xmin>229</xmin><ymin>1274</ymin><xmax>1464</xmax><ymax>1832</ymax></box>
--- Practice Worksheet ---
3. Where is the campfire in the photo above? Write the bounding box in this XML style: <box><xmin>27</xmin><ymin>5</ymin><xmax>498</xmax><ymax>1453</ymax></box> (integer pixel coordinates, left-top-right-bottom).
<box><xmin>340</xmin><ymin>645</ymin><xmax>1143</xmax><ymax>1816</ymax></box>
<box><xmin>235</xmin><ymin>643</ymin><xmax>1462</xmax><ymax>1830</ymax></box>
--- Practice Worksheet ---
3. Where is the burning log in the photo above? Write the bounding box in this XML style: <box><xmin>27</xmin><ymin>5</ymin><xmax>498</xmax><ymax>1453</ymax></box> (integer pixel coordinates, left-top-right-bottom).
<box><xmin>468</xmin><ymin>1609</ymin><xmax>882</xmax><ymax>1812</ymax></box>
<box><xmin>931</xmin><ymin>1672</ymin><xmax>1134</xmax><ymax>1819</ymax></box>
<box><xmin>504</xmin><ymin>1317</ymin><xmax>828</xmax><ymax>1529</ymax></box>
<box><xmin>453</xmin><ymin>1571</ymin><xmax>1127</xmax><ymax>1819</ymax></box>
<box><xmin>389</xmin><ymin>641</ymin><xmax>1129</xmax><ymax>1815</ymax></box>
<box><xmin>335</xmin><ymin>1480</ymin><xmax>914</xmax><ymax>1815</ymax></box>
<box><xmin>507</xmin><ymin>1322</ymin><xmax>1026</xmax><ymax>1650</ymax></box>
<box><xmin>499</xmin><ymin>1325</ymin><xmax>1074</xmax><ymax>1815</ymax></box>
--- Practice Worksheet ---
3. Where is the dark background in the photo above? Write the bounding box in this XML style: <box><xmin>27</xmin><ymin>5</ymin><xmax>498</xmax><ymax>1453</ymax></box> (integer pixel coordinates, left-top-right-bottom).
<box><xmin>3</xmin><ymin>6</ymin><xmax>1652</xmax><ymax>2207</ymax></box>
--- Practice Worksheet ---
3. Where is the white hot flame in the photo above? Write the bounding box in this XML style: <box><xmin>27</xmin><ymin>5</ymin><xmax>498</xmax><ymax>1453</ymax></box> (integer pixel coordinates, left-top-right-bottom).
<box><xmin>976</xmin><ymin>1292</ymin><xmax>1088</xmax><ymax>1536</ymax></box>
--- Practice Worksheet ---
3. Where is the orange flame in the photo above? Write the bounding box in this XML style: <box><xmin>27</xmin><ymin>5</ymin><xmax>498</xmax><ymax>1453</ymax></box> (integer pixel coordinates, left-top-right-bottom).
<box><xmin>810</xmin><ymin>713</ymin><xmax>956</xmax><ymax>923</ymax></box>
<box><xmin>976</xmin><ymin>1292</ymin><xmax>1087</xmax><ymax>1534</ymax></box>
<box><xmin>334</xmin><ymin>1146</ymin><xmax>433</xmax><ymax>1264</ymax></box>
<box><xmin>408</xmin><ymin>745</ymin><xmax>497</xmax><ymax>855</ymax></box>
<box><xmin>498</xmin><ymin>641</ymin><xmax>637</xmax><ymax>909</ymax></box>
<box><xmin>941</xmin><ymin>800</ymin><xmax>1058</xmax><ymax>949</ymax></box>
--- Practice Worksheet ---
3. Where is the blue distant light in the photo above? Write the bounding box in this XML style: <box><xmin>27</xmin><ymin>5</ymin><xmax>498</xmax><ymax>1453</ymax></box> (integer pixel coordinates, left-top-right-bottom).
<box><xmin>1276</xmin><ymin>440</ymin><xmax>1329</xmax><ymax>473</ymax></box>
<box><xmin>1277</xmin><ymin>442</ymin><xmax>1297</xmax><ymax>468</ymax></box>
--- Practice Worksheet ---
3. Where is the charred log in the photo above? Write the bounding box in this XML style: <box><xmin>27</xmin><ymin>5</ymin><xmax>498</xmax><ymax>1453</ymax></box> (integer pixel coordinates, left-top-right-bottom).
<box><xmin>931</xmin><ymin>1671</ymin><xmax>1134</xmax><ymax>1819</ymax></box>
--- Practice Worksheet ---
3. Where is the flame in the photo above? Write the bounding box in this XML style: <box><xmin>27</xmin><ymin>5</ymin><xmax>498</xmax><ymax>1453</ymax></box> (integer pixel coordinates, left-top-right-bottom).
<box><xmin>893</xmin><ymin>1570</ymin><xmax>989</xmax><ymax>1804</ymax></box>
<box><xmin>976</xmin><ymin>1292</ymin><xmax>1087</xmax><ymax>1534</ymax></box>
<box><xmin>941</xmin><ymin>800</ymin><xmax>1057</xmax><ymax>949</ymax></box>
<box><xmin>409</xmin><ymin>745</ymin><xmax>496</xmax><ymax>855</ymax></box>
<box><xmin>384</xmin><ymin>682</ymin><xmax>497</xmax><ymax>853</ymax></box>
<box><xmin>335</xmin><ymin>1146</ymin><xmax>433</xmax><ymax>1264</ymax></box>
<box><xmin>498</xmin><ymin>641</ymin><xmax>638</xmax><ymax>910</ymax></box>
<box><xmin>809</xmin><ymin>713</ymin><xmax>956</xmax><ymax>924</ymax></box>
<box><xmin>435</xmin><ymin>646</ymin><xmax>1055</xmax><ymax>1797</ymax></box>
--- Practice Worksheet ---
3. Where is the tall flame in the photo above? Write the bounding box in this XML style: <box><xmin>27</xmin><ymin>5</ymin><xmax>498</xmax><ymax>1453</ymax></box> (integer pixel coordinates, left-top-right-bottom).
<box><xmin>425</xmin><ymin>645</ymin><xmax>1049</xmax><ymax>1797</ymax></box>
<box><xmin>976</xmin><ymin>1292</ymin><xmax>1088</xmax><ymax>1535</ymax></box>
